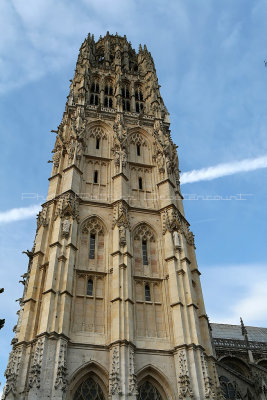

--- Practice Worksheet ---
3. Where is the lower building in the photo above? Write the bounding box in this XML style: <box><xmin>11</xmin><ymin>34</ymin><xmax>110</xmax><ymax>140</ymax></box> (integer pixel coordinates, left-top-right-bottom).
<box><xmin>211</xmin><ymin>321</ymin><xmax>267</xmax><ymax>399</ymax></box>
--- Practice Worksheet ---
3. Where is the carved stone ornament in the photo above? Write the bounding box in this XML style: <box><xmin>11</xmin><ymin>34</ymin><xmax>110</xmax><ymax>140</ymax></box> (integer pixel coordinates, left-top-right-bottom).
<box><xmin>128</xmin><ymin>347</ymin><xmax>138</xmax><ymax>395</ymax></box>
<box><xmin>186</xmin><ymin>230</ymin><xmax>195</xmax><ymax>248</ymax></box>
<box><xmin>61</xmin><ymin>218</ymin><xmax>71</xmax><ymax>238</ymax></box>
<box><xmin>112</xmin><ymin>202</ymin><xmax>130</xmax><ymax>247</ymax></box>
<box><xmin>54</xmin><ymin>192</ymin><xmax>79</xmax><ymax>221</ymax></box>
<box><xmin>177</xmin><ymin>350</ymin><xmax>194</xmax><ymax>399</ymax></box>
<box><xmin>109</xmin><ymin>346</ymin><xmax>122</xmax><ymax>395</ymax></box>
<box><xmin>82</xmin><ymin>216</ymin><xmax>104</xmax><ymax>235</ymax></box>
<box><xmin>112</xmin><ymin>114</ymin><xmax>128</xmax><ymax>173</ymax></box>
<box><xmin>173</xmin><ymin>230</ymin><xmax>181</xmax><ymax>250</ymax></box>
<box><xmin>2</xmin><ymin>346</ymin><xmax>23</xmax><ymax>398</ymax></box>
<box><xmin>162</xmin><ymin>208</ymin><xmax>182</xmax><ymax>235</ymax></box>
<box><xmin>54</xmin><ymin>341</ymin><xmax>68</xmax><ymax>392</ymax></box>
<box><xmin>37</xmin><ymin>205</ymin><xmax>49</xmax><ymax>231</ymax></box>
<box><xmin>28</xmin><ymin>337</ymin><xmax>45</xmax><ymax>389</ymax></box>
<box><xmin>112</xmin><ymin>202</ymin><xmax>130</xmax><ymax>230</ymax></box>
<box><xmin>113</xmin><ymin>113</ymin><xmax>127</xmax><ymax>148</ymax></box>
<box><xmin>49</xmin><ymin>140</ymin><xmax>62</xmax><ymax>172</ymax></box>
<box><xmin>66</xmin><ymin>136</ymin><xmax>76</xmax><ymax>166</ymax></box>
<box><xmin>200</xmin><ymin>353</ymin><xmax>216</xmax><ymax>399</ymax></box>
<box><xmin>134</xmin><ymin>223</ymin><xmax>155</xmax><ymax>242</ymax></box>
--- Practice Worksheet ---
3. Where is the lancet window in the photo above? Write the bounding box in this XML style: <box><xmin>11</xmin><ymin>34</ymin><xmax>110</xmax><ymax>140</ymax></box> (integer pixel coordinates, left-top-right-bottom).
<box><xmin>122</xmin><ymin>81</ymin><xmax>130</xmax><ymax>111</ymax></box>
<box><xmin>135</xmin><ymin>85</ymin><xmax>144</xmax><ymax>113</ymax></box>
<box><xmin>87</xmin><ymin>279</ymin><xmax>93</xmax><ymax>296</ymax></box>
<box><xmin>90</xmin><ymin>78</ymin><xmax>100</xmax><ymax>106</ymax></box>
<box><xmin>80</xmin><ymin>217</ymin><xmax>105</xmax><ymax>271</ymax></box>
<box><xmin>144</xmin><ymin>284</ymin><xmax>151</xmax><ymax>301</ymax></box>
<box><xmin>133</xmin><ymin>223</ymin><xmax>158</xmax><ymax>275</ymax></box>
<box><xmin>104</xmin><ymin>80</ymin><xmax>113</xmax><ymax>108</ymax></box>
<box><xmin>89</xmin><ymin>234</ymin><xmax>96</xmax><ymax>259</ymax></box>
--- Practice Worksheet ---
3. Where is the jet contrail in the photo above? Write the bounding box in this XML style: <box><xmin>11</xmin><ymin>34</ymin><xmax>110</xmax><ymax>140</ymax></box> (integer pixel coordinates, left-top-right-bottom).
<box><xmin>180</xmin><ymin>156</ymin><xmax>267</xmax><ymax>184</ymax></box>
<box><xmin>1</xmin><ymin>156</ymin><xmax>266</xmax><ymax>224</ymax></box>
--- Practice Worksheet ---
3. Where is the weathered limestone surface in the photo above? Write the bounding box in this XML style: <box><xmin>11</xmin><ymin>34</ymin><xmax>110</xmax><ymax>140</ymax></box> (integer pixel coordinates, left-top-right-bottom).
<box><xmin>2</xmin><ymin>33</ymin><xmax>222</xmax><ymax>400</ymax></box>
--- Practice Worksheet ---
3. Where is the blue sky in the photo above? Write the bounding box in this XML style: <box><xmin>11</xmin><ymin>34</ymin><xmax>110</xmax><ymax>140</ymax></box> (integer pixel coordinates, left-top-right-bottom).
<box><xmin>1</xmin><ymin>0</ymin><xmax>267</xmax><ymax>390</ymax></box>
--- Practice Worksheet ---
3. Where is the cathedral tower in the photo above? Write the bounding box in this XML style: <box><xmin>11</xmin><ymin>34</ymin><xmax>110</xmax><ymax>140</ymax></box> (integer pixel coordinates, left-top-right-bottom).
<box><xmin>3</xmin><ymin>33</ymin><xmax>222</xmax><ymax>400</ymax></box>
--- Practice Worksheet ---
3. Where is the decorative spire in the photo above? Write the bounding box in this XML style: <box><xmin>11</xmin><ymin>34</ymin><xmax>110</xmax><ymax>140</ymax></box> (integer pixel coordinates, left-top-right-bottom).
<box><xmin>240</xmin><ymin>317</ymin><xmax>248</xmax><ymax>337</ymax></box>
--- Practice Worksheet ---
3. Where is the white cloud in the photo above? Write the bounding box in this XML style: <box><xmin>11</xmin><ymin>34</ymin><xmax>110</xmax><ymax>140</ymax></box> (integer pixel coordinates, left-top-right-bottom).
<box><xmin>202</xmin><ymin>264</ymin><xmax>267</xmax><ymax>327</ymax></box>
<box><xmin>0</xmin><ymin>205</ymin><xmax>41</xmax><ymax>224</ymax></box>
<box><xmin>180</xmin><ymin>155</ymin><xmax>267</xmax><ymax>184</ymax></box>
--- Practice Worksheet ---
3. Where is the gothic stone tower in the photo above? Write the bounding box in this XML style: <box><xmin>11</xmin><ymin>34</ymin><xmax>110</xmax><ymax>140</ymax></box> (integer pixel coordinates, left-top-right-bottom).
<box><xmin>3</xmin><ymin>33</ymin><xmax>223</xmax><ymax>400</ymax></box>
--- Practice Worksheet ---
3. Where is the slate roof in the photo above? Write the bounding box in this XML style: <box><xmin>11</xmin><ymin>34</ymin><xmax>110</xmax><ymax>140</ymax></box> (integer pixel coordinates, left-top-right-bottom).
<box><xmin>211</xmin><ymin>323</ymin><xmax>267</xmax><ymax>343</ymax></box>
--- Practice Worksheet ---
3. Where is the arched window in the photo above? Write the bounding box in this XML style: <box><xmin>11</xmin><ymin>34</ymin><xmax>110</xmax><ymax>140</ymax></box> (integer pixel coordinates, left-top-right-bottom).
<box><xmin>104</xmin><ymin>81</ymin><xmax>113</xmax><ymax>108</ymax></box>
<box><xmin>219</xmin><ymin>376</ymin><xmax>242</xmax><ymax>400</ymax></box>
<box><xmin>90</xmin><ymin>79</ymin><xmax>100</xmax><ymax>106</ymax></box>
<box><xmin>96</xmin><ymin>138</ymin><xmax>100</xmax><ymax>150</ymax></box>
<box><xmin>138</xmin><ymin>381</ymin><xmax>162</xmax><ymax>400</ymax></box>
<box><xmin>122</xmin><ymin>82</ymin><xmax>130</xmax><ymax>111</ymax></box>
<box><xmin>87</xmin><ymin>279</ymin><xmax>93</xmax><ymax>296</ymax></box>
<box><xmin>73</xmin><ymin>377</ymin><xmax>105</xmax><ymax>400</ymax></box>
<box><xmin>145</xmin><ymin>284</ymin><xmax>151</xmax><ymax>301</ymax></box>
<box><xmin>137</xmin><ymin>144</ymin><xmax>141</xmax><ymax>156</ymax></box>
<box><xmin>122</xmin><ymin>82</ymin><xmax>130</xmax><ymax>99</ymax></box>
<box><xmin>135</xmin><ymin>86</ymin><xmax>144</xmax><ymax>113</ymax></box>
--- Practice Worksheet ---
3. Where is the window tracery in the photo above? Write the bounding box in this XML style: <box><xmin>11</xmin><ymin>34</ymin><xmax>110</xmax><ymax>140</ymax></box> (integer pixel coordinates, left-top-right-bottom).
<box><xmin>82</xmin><ymin>217</ymin><xmax>104</xmax><ymax>235</ymax></box>
<box><xmin>137</xmin><ymin>381</ymin><xmax>163</xmax><ymax>400</ymax></box>
<box><xmin>73</xmin><ymin>377</ymin><xmax>105</xmax><ymax>400</ymax></box>
<box><xmin>88</xmin><ymin>126</ymin><xmax>107</xmax><ymax>140</ymax></box>
<box><xmin>134</xmin><ymin>224</ymin><xmax>155</xmax><ymax>242</ymax></box>
<box><xmin>219</xmin><ymin>376</ymin><xmax>243</xmax><ymax>400</ymax></box>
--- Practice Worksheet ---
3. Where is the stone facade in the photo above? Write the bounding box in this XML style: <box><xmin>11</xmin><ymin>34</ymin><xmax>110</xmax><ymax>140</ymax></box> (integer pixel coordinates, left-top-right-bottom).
<box><xmin>211</xmin><ymin>322</ymin><xmax>267</xmax><ymax>400</ymax></box>
<box><xmin>3</xmin><ymin>32</ymin><xmax>265</xmax><ymax>400</ymax></box>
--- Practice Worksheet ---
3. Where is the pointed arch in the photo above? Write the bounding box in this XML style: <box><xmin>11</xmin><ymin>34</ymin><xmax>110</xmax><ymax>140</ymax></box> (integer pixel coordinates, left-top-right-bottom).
<box><xmin>128</xmin><ymin>127</ymin><xmax>153</xmax><ymax>165</ymax></box>
<box><xmin>219</xmin><ymin>356</ymin><xmax>250</xmax><ymax>378</ymax></box>
<box><xmin>85</xmin><ymin>121</ymin><xmax>112</xmax><ymax>159</ymax></box>
<box><xmin>67</xmin><ymin>361</ymin><xmax>109</xmax><ymax>400</ymax></box>
<box><xmin>136</xmin><ymin>365</ymin><xmax>175</xmax><ymax>400</ymax></box>
<box><xmin>133</xmin><ymin>222</ymin><xmax>156</xmax><ymax>242</ymax></box>
<box><xmin>257</xmin><ymin>358</ymin><xmax>267</xmax><ymax>369</ymax></box>
<box><xmin>80</xmin><ymin>215</ymin><xmax>107</xmax><ymax>235</ymax></box>
<box><xmin>128</xmin><ymin>127</ymin><xmax>153</xmax><ymax>147</ymax></box>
